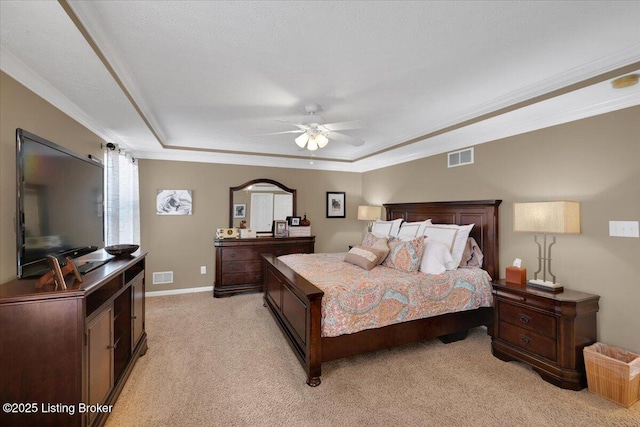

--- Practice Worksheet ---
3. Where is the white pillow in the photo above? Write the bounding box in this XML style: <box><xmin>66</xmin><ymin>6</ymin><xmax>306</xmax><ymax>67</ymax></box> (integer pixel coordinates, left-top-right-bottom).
<box><xmin>422</xmin><ymin>225</ymin><xmax>458</xmax><ymax>252</ymax></box>
<box><xmin>420</xmin><ymin>239</ymin><xmax>457</xmax><ymax>275</ymax></box>
<box><xmin>372</xmin><ymin>218</ymin><xmax>403</xmax><ymax>237</ymax></box>
<box><xmin>424</xmin><ymin>223</ymin><xmax>475</xmax><ymax>267</ymax></box>
<box><xmin>397</xmin><ymin>219</ymin><xmax>432</xmax><ymax>239</ymax></box>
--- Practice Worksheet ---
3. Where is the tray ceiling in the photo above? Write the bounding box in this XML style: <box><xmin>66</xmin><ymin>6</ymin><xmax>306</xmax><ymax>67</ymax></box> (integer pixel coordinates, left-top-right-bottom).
<box><xmin>1</xmin><ymin>1</ymin><xmax>639</xmax><ymax>172</ymax></box>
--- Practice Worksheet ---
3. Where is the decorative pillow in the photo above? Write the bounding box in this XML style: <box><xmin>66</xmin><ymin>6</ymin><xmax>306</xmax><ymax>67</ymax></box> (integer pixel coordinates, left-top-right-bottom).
<box><xmin>371</xmin><ymin>218</ymin><xmax>403</xmax><ymax>237</ymax></box>
<box><xmin>361</xmin><ymin>232</ymin><xmax>388</xmax><ymax>249</ymax></box>
<box><xmin>420</xmin><ymin>239</ymin><xmax>457</xmax><ymax>275</ymax></box>
<box><xmin>459</xmin><ymin>237</ymin><xmax>484</xmax><ymax>268</ymax></box>
<box><xmin>382</xmin><ymin>236</ymin><xmax>425</xmax><ymax>273</ymax></box>
<box><xmin>424</xmin><ymin>223</ymin><xmax>474</xmax><ymax>267</ymax></box>
<box><xmin>397</xmin><ymin>219</ymin><xmax>432</xmax><ymax>239</ymax></box>
<box><xmin>452</xmin><ymin>224</ymin><xmax>474</xmax><ymax>266</ymax></box>
<box><xmin>422</xmin><ymin>225</ymin><xmax>458</xmax><ymax>251</ymax></box>
<box><xmin>344</xmin><ymin>245</ymin><xmax>389</xmax><ymax>270</ymax></box>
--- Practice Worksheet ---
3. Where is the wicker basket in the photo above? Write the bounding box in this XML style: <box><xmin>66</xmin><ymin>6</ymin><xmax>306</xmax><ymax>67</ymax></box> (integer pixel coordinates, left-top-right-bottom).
<box><xmin>584</xmin><ymin>343</ymin><xmax>640</xmax><ymax>407</ymax></box>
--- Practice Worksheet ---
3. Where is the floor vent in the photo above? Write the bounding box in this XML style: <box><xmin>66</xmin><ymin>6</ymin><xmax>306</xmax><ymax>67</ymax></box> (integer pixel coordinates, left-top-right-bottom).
<box><xmin>448</xmin><ymin>147</ymin><xmax>474</xmax><ymax>168</ymax></box>
<box><xmin>152</xmin><ymin>271</ymin><xmax>174</xmax><ymax>285</ymax></box>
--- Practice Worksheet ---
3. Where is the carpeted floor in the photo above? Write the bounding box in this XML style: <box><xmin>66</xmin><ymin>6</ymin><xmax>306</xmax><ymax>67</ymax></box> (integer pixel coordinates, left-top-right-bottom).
<box><xmin>105</xmin><ymin>292</ymin><xmax>639</xmax><ymax>426</ymax></box>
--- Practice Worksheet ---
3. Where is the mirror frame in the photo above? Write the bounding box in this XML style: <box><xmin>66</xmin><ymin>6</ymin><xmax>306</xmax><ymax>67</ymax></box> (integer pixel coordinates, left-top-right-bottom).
<box><xmin>229</xmin><ymin>178</ymin><xmax>297</xmax><ymax>228</ymax></box>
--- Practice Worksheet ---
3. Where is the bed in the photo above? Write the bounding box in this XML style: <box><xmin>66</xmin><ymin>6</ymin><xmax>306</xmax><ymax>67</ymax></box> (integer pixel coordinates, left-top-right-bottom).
<box><xmin>262</xmin><ymin>200</ymin><xmax>501</xmax><ymax>386</ymax></box>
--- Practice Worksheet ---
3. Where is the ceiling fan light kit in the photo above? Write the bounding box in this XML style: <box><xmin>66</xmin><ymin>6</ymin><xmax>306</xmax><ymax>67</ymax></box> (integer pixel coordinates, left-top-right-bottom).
<box><xmin>278</xmin><ymin>103</ymin><xmax>365</xmax><ymax>151</ymax></box>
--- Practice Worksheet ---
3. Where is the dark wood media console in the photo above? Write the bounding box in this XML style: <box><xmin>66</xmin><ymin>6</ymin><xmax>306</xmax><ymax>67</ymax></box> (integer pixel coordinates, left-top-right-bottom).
<box><xmin>0</xmin><ymin>250</ymin><xmax>148</xmax><ymax>427</ymax></box>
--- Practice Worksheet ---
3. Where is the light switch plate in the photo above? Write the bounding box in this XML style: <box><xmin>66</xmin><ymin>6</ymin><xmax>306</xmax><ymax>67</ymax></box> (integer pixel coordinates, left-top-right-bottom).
<box><xmin>609</xmin><ymin>221</ymin><xmax>640</xmax><ymax>238</ymax></box>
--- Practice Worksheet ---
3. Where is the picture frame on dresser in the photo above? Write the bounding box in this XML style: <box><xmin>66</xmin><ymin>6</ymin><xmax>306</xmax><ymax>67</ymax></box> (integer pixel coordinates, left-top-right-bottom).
<box><xmin>287</xmin><ymin>216</ymin><xmax>301</xmax><ymax>226</ymax></box>
<box><xmin>273</xmin><ymin>220</ymin><xmax>287</xmax><ymax>237</ymax></box>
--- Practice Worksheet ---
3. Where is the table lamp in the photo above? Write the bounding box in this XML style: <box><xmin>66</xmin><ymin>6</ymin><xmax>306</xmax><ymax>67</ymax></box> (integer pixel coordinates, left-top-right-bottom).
<box><xmin>513</xmin><ymin>201</ymin><xmax>581</xmax><ymax>292</ymax></box>
<box><xmin>357</xmin><ymin>205</ymin><xmax>382</xmax><ymax>232</ymax></box>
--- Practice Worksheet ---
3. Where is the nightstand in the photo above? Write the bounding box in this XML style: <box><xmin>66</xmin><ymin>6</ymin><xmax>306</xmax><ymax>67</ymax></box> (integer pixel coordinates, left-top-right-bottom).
<box><xmin>491</xmin><ymin>280</ymin><xmax>600</xmax><ymax>390</ymax></box>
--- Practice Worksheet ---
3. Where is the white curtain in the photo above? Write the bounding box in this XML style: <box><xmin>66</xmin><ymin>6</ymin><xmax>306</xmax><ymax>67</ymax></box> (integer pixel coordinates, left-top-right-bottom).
<box><xmin>104</xmin><ymin>145</ymin><xmax>140</xmax><ymax>246</ymax></box>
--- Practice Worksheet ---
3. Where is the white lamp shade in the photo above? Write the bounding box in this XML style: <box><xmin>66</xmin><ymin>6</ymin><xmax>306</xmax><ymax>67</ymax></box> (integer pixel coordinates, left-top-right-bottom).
<box><xmin>306</xmin><ymin>136</ymin><xmax>318</xmax><ymax>151</ymax></box>
<box><xmin>513</xmin><ymin>201</ymin><xmax>581</xmax><ymax>234</ymax></box>
<box><xmin>316</xmin><ymin>134</ymin><xmax>329</xmax><ymax>148</ymax></box>
<box><xmin>295</xmin><ymin>133</ymin><xmax>309</xmax><ymax>148</ymax></box>
<box><xmin>357</xmin><ymin>205</ymin><xmax>382</xmax><ymax>221</ymax></box>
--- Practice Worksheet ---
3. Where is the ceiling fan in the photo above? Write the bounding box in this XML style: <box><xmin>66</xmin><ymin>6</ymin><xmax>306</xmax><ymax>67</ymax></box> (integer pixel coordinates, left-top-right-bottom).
<box><xmin>266</xmin><ymin>104</ymin><xmax>365</xmax><ymax>151</ymax></box>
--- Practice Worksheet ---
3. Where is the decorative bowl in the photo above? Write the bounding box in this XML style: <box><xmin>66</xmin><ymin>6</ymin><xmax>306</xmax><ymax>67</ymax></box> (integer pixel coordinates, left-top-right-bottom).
<box><xmin>104</xmin><ymin>244</ymin><xmax>139</xmax><ymax>256</ymax></box>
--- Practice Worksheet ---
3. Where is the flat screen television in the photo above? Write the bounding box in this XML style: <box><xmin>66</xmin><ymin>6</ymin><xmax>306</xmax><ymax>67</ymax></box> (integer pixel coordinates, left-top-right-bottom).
<box><xmin>16</xmin><ymin>129</ymin><xmax>105</xmax><ymax>278</ymax></box>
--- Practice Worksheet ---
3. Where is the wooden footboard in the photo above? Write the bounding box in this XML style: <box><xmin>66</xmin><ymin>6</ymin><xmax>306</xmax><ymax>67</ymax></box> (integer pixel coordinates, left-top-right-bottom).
<box><xmin>262</xmin><ymin>253</ymin><xmax>493</xmax><ymax>386</ymax></box>
<box><xmin>262</xmin><ymin>253</ymin><xmax>324</xmax><ymax>386</ymax></box>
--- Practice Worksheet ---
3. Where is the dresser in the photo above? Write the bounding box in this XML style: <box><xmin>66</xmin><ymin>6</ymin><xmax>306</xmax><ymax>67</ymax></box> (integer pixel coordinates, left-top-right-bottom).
<box><xmin>214</xmin><ymin>236</ymin><xmax>315</xmax><ymax>297</ymax></box>
<box><xmin>491</xmin><ymin>280</ymin><xmax>599</xmax><ymax>390</ymax></box>
<box><xmin>0</xmin><ymin>251</ymin><xmax>147</xmax><ymax>426</ymax></box>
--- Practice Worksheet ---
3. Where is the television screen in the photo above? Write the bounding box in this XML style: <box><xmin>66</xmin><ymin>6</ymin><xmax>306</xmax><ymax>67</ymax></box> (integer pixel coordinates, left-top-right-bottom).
<box><xmin>16</xmin><ymin>129</ymin><xmax>104</xmax><ymax>278</ymax></box>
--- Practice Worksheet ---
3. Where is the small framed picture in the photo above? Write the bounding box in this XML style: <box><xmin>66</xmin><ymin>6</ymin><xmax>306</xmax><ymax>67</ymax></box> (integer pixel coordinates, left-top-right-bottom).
<box><xmin>233</xmin><ymin>203</ymin><xmax>246</xmax><ymax>218</ymax></box>
<box><xmin>273</xmin><ymin>220</ymin><xmax>287</xmax><ymax>237</ymax></box>
<box><xmin>326</xmin><ymin>192</ymin><xmax>346</xmax><ymax>218</ymax></box>
<box><xmin>288</xmin><ymin>216</ymin><xmax>301</xmax><ymax>226</ymax></box>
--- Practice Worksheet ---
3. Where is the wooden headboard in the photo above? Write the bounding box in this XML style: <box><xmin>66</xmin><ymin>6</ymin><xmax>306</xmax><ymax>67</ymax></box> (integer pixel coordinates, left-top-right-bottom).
<box><xmin>383</xmin><ymin>200</ymin><xmax>502</xmax><ymax>280</ymax></box>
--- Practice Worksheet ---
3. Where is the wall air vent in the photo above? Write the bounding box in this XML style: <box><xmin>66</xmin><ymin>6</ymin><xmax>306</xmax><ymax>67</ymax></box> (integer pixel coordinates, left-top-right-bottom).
<box><xmin>152</xmin><ymin>271</ymin><xmax>174</xmax><ymax>285</ymax></box>
<box><xmin>448</xmin><ymin>147</ymin><xmax>474</xmax><ymax>168</ymax></box>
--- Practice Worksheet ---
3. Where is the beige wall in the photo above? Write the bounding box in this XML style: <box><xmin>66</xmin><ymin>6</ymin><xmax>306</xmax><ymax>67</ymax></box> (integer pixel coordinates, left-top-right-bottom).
<box><xmin>139</xmin><ymin>160</ymin><xmax>364</xmax><ymax>292</ymax></box>
<box><xmin>363</xmin><ymin>106</ymin><xmax>640</xmax><ymax>353</ymax></box>
<box><xmin>0</xmin><ymin>72</ymin><xmax>103</xmax><ymax>282</ymax></box>
<box><xmin>2</xmin><ymin>70</ymin><xmax>638</xmax><ymax>353</ymax></box>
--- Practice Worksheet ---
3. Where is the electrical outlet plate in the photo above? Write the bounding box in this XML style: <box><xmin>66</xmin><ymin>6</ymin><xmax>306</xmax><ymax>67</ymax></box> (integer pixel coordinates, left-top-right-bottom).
<box><xmin>609</xmin><ymin>221</ymin><xmax>640</xmax><ymax>238</ymax></box>
<box><xmin>200</xmin><ymin>266</ymin><xmax>206</xmax><ymax>274</ymax></box>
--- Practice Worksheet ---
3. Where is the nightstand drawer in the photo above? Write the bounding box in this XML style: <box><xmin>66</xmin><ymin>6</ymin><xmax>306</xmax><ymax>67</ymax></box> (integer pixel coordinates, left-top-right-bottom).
<box><xmin>499</xmin><ymin>321</ymin><xmax>557</xmax><ymax>362</ymax></box>
<box><xmin>494</xmin><ymin>289</ymin><xmax>556</xmax><ymax>313</ymax></box>
<box><xmin>499</xmin><ymin>301</ymin><xmax>557</xmax><ymax>339</ymax></box>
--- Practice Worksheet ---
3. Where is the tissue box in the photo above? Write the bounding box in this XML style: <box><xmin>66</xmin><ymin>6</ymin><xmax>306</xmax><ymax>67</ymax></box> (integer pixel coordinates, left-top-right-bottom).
<box><xmin>506</xmin><ymin>266</ymin><xmax>527</xmax><ymax>285</ymax></box>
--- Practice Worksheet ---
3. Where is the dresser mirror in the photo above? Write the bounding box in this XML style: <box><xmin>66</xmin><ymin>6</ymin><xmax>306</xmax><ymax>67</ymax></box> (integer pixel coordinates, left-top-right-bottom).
<box><xmin>229</xmin><ymin>179</ymin><xmax>296</xmax><ymax>231</ymax></box>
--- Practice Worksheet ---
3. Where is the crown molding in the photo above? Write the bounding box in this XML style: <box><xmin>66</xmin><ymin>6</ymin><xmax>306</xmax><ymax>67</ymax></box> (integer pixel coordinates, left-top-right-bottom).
<box><xmin>0</xmin><ymin>46</ymin><xmax>125</xmax><ymax>146</ymax></box>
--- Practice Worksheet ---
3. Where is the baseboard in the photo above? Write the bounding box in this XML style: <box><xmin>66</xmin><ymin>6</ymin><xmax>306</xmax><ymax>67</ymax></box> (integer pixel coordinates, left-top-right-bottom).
<box><xmin>146</xmin><ymin>286</ymin><xmax>213</xmax><ymax>297</ymax></box>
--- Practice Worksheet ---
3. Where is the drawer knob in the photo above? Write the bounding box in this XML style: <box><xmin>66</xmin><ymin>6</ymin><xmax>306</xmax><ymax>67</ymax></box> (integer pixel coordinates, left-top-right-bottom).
<box><xmin>519</xmin><ymin>334</ymin><xmax>531</xmax><ymax>345</ymax></box>
<box><xmin>519</xmin><ymin>314</ymin><xmax>532</xmax><ymax>324</ymax></box>
<box><xmin>229</xmin><ymin>253</ymin><xmax>236</xmax><ymax>258</ymax></box>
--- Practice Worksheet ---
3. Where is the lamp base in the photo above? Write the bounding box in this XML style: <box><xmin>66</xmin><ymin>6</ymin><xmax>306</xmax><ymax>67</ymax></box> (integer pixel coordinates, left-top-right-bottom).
<box><xmin>527</xmin><ymin>279</ymin><xmax>564</xmax><ymax>293</ymax></box>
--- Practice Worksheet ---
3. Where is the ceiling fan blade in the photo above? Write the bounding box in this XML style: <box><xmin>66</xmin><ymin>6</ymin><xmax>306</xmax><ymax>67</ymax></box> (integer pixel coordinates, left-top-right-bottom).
<box><xmin>327</xmin><ymin>131</ymin><xmax>365</xmax><ymax>146</ymax></box>
<box><xmin>322</xmin><ymin>120</ymin><xmax>366</xmax><ymax>131</ymax></box>
<box><xmin>257</xmin><ymin>129</ymin><xmax>305</xmax><ymax>136</ymax></box>
<box><xmin>275</xmin><ymin>119</ymin><xmax>310</xmax><ymax>131</ymax></box>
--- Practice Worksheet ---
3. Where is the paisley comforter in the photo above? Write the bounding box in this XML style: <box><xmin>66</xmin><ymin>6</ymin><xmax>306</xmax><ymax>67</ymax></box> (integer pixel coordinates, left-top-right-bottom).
<box><xmin>279</xmin><ymin>252</ymin><xmax>493</xmax><ymax>338</ymax></box>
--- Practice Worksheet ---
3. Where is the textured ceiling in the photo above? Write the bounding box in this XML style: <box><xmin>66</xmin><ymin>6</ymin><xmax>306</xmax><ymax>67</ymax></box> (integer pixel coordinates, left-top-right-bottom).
<box><xmin>1</xmin><ymin>1</ymin><xmax>639</xmax><ymax>172</ymax></box>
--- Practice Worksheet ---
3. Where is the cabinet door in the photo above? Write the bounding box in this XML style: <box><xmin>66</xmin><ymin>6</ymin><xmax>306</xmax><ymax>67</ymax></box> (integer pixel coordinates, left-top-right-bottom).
<box><xmin>87</xmin><ymin>306</ymin><xmax>113</xmax><ymax>425</ymax></box>
<box><xmin>132</xmin><ymin>273</ymin><xmax>145</xmax><ymax>347</ymax></box>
